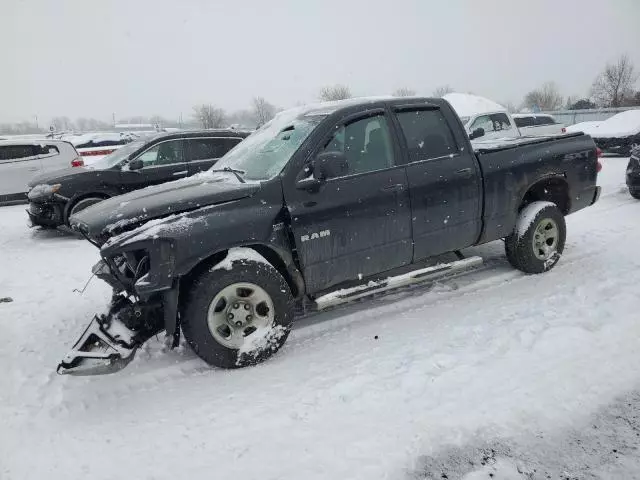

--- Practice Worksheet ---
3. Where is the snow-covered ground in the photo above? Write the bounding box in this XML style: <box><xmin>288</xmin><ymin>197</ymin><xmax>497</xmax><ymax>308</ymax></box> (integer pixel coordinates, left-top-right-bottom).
<box><xmin>1</xmin><ymin>156</ymin><xmax>639</xmax><ymax>480</ymax></box>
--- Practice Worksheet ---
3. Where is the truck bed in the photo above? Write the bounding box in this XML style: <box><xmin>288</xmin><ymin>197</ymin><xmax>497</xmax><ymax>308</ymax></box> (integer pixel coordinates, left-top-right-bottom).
<box><xmin>472</xmin><ymin>132</ymin><xmax>585</xmax><ymax>154</ymax></box>
<box><xmin>473</xmin><ymin>132</ymin><xmax>599</xmax><ymax>245</ymax></box>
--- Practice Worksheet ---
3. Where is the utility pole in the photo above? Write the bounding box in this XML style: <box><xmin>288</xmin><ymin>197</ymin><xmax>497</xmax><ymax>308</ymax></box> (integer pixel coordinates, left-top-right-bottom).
<box><xmin>34</xmin><ymin>115</ymin><xmax>39</xmax><ymax>130</ymax></box>
<box><xmin>112</xmin><ymin>112</ymin><xmax>116</xmax><ymax>128</ymax></box>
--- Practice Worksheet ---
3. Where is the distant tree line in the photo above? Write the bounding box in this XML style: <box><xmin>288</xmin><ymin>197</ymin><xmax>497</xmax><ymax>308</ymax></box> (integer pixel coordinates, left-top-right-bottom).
<box><xmin>3</xmin><ymin>55</ymin><xmax>638</xmax><ymax>134</ymax></box>
<box><xmin>521</xmin><ymin>54</ymin><xmax>640</xmax><ymax>111</ymax></box>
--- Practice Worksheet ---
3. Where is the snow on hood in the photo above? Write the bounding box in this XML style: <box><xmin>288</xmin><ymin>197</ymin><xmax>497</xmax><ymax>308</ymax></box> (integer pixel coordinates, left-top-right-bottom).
<box><xmin>565</xmin><ymin>121</ymin><xmax>603</xmax><ymax>135</ymax></box>
<box><xmin>589</xmin><ymin>110</ymin><xmax>640</xmax><ymax>138</ymax></box>
<box><xmin>443</xmin><ymin>93</ymin><xmax>507</xmax><ymax>118</ymax></box>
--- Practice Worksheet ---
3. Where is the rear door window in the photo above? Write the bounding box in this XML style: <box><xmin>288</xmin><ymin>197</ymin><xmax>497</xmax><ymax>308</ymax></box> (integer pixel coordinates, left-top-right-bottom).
<box><xmin>534</xmin><ymin>116</ymin><xmax>555</xmax><ymax>126</ymax></box>
<box><xmin>514</xmin><ymin>116</ymin><xmax>534</xmax><ymax>128</ymax></box>
<box><xmin>396</xmin><ymin>109</ymin><xmax>458</xmax><ymax>161</ymax></box>
<box><xmin>0</xmin><ymin>145</ymin><xmax>39</xmax><ymax>161</ymax></box>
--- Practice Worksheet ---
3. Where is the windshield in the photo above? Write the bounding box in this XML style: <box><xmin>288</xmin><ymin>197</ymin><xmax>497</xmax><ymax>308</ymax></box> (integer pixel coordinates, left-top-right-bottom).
<box><xmin>87</xmin><ymin>140</ymin><xmax>146</xmax><ymax>169</ymax></box>
<box><xmin>213</xmin><ymin>111</ymin><xmax>324</xmax><ymax>181</ymax></box>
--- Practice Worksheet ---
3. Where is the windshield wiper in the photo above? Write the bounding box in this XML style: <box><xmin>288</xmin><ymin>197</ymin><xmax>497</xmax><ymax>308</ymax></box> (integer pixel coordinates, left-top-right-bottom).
<box><xmin>210</xmin><ymin>167</ymin><xmax>246</xmax><ymax>183</ymax></box>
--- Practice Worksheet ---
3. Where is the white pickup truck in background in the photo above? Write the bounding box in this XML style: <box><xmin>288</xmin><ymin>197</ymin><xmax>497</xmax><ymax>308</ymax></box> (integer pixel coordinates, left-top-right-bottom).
<box><xmin>512</xmin><ymin>113</ymin><xmax>566</xmax><ymax>136</ymax></box>
<box><xmin>443</xmin><ymin>93</ymin><xmax>520</xmax><ymax>141</ymax></box>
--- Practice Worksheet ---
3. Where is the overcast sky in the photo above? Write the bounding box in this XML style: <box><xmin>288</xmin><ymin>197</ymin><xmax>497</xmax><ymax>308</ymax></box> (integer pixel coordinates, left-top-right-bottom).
<box><xmin>2</xmin><ymin>0</ymin><xmax>639</xmax><ymax>124</ymax></box>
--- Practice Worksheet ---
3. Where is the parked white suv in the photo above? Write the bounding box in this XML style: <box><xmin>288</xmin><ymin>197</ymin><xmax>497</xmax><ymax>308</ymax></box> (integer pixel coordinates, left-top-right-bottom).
<box><xmin>443</xmin><ymin>93</ymin><xmax>520</xmax><ymax>141</ymax></box>
<box><xmin>0</xmin><ymin>139</ymin><xmax>83</xmax><ymax>204</ymax></box>
<box><xmin>512</xmin><ymin>114</ymin><xmax>566</xmax><ymax>136</ymax></box>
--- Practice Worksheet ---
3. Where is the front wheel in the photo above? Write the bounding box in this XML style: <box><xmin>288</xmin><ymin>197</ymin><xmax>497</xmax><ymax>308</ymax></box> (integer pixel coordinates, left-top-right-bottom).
<box><xmin>505</xmin><ymin>201</ymin><xmax>566</xmax><ymax>274</ymax></box>
<box><xmin>181</xmin><ymin>252</ymin><xmax>294</xmax><ymax>369</ymax></box>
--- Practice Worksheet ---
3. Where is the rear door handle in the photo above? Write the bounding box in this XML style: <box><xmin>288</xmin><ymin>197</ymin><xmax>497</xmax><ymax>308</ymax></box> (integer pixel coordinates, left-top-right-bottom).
<box><xmin>381</xmin><ymin>183</ymin><xmax>405</xmax><ymax>192</ymax></box>
<box><xmin>455</xmin><ymin>168</ymin><xmax>472</xmax><ymax>176</ymax></box>
<box><xmin>172</xmin><ymin>170</ymin><xmax>188</xmax><ymax>176</ymax></box>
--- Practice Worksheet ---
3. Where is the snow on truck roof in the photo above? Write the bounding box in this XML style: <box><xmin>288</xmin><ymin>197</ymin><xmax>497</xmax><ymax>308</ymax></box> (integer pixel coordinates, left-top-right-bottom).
<box><xmin>443</xmin><ymin>93</ymin><xmax>507</xmax><ymax>117</ymax></box>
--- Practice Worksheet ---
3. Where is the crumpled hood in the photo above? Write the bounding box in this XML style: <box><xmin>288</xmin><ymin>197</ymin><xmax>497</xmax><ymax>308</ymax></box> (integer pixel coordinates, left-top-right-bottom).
<box><xmin>28</xmin><ymin>167</ymin><xmax>90</xmax><ymax>187</ymax></box>
<box><xmin>71</xmin><ymin>173</ymin><xmax>260</xmax><ymax>239</ymax></box>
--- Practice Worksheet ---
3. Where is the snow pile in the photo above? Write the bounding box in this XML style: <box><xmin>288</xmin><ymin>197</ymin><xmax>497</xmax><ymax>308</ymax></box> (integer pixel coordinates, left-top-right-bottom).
<box><xmin>590</xmin><ymin>109</ymin><xmax>640</xmax><ymax>138</ymax></box>
<box><xmin>443</xmin><ymin>92</ymin><xmax>508</xmax><ymax>118</ymax></box>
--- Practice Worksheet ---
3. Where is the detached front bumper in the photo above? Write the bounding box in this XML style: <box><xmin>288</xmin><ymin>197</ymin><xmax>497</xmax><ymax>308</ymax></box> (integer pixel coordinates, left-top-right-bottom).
<box><xmin>57</xmin><ymin>313</ymin><xmax>141</xmax><ymax>375</ymax></box>
<box><xmin>57</xmin><ymin>295</ymin><xmax>164</xmax><ymax>376</ymax></box>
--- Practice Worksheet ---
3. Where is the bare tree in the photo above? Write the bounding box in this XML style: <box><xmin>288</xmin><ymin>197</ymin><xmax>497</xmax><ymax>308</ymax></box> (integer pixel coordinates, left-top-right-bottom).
<box><xmin>251</xmin><ymin>97</ymin><xmax>276</xmax><ymax>127</ymax></box>
<box><xmin>432</xmin><ymin>85</ymin><xmax>454</xmax><ymax>98</ymax></box>
<box><xmin>523</xmin><ymin>82</ymin><xmax>563</xmax><ymax>111</ymax></box>
<box><xmin>502</xmin><ymin>101</ymin><xmax>518</xmax><ymax>113</ymax></box>
<box><xmin>51</xmin><ymin>116</ymin><xmax>73</xmax><ymax>131</ymax></box>
<box><xmin>149</xmin><ymin>115</ymin><xmax>166</xmax><ymax>128</ymax></box>
<box><xmin>393</xmin><ymin>87</ymin><xmax>416</xmax><ymax>97</ymax></box>
<box><xmin>591</xmin><ymin>55</ymin><xmax>638</xmax><ymax>107</ymax></box>
<box><xmin>193</xmin><ymin>104</ymin><xmax>226</xmax><ymax>129</ymax></box>
<box><xmin>318</xmin><ymin>84</ymin><xmax>352</xmax><ymax>101</ymax></box>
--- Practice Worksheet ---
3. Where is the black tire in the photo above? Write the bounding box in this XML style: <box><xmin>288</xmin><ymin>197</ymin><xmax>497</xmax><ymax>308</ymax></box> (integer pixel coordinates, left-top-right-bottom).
<box><xmin>505</xmin><ymin>202</ymin><xmax>566</xmax><ymax>274</ymax></box>
<box><xmin>630</xmin><ymin>189</ymin><xmax>640</xmax><ymax>200</ymax></box>
<box><xmin>65</xmin><ymin>196</ymin><xmax>105</xmax><ymax>225</ymax></box>
<box><xmin>181</xmin><ymin>255</ymin><xmax>294</xmax><ymax>369</ymax></box>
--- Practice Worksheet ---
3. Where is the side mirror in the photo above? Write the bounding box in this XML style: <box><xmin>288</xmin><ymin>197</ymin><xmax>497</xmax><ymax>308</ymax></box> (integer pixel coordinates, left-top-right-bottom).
<box><xmin>128</xmin><ymin>158</ymin><xmax>144</xmax><ymax>171</ymax></box>
<box><xmin>295</xmin><ymin>151</ymin><xmax>349</xmax><ymax>190</ymax></box>
<box><xmin>469</xmin><ymin>128</ymin><xmax>485</xmax><ymax>140</ymax></box>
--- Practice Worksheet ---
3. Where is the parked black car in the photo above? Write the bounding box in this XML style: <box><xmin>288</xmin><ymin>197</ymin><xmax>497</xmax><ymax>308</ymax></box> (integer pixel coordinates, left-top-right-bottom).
<box><xmin>26</xmin><ymin>130</ymin><xmax>249</xmax><ymax>227</ymax></box>
<box><xmin>58</xmin><ymin>97</ymin><xmax>601</xmax><ymax>376</ymax></box>
<box><xmin>627</xmin><ymin>145</ymin><xmax>640</xmax><ymax>199</ymax></box>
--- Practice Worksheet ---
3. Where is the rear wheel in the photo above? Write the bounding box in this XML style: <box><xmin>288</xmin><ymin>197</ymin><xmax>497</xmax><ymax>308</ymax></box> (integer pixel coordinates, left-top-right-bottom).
<box><xmin>181</xmin><ymin>254</ymin><xmax>294</xmax><ymax>369</ymax></box>
<box><xmin>65</xmin><ymin>196</ymin><xmax>105</xmax><ymax>225</ymax></box>
<box><xmin>505</xmin><ymin>202</ymin><xmax>566</xmax><ymax>274</ymax></box>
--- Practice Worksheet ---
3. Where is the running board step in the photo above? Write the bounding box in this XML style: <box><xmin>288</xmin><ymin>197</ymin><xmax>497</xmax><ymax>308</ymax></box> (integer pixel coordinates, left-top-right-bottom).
<box><xmin>314</xmin><ymin>256</ymin><xmax>483</xmax><ymax>311</ymax></box>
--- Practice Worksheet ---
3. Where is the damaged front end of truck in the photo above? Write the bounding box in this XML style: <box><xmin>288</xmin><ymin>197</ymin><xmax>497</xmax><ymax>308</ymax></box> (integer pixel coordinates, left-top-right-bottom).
<box><xmin>57</xmin><ymin>226</ymin><xmax>181</xmax><ymax>375</ymax></box>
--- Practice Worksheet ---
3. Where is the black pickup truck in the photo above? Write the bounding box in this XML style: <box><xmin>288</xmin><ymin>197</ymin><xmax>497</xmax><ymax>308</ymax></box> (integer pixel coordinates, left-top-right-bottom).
<box><xmin>58</xmin><ymin>97</ymin><xmax>601</xmax><ymax>375</ymax></box>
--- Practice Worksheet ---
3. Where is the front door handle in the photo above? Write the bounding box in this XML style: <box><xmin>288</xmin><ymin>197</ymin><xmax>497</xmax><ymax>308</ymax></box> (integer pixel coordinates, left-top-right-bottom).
<box><xmin>381</xmin><ymin>183</ymin><xmax>405</xmax><ymax>193</ymax></box>
<box><xmin>455</xmin><ymin>168</ymin><xmax>472</xmax><ymax>176</ymax></box>
<box><xmin>172</xmin><ymin>170</ymin><xmax>188</xmax><ymax>176</ymax></box>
